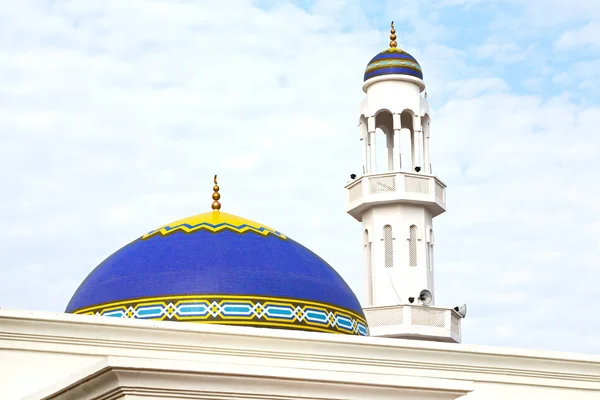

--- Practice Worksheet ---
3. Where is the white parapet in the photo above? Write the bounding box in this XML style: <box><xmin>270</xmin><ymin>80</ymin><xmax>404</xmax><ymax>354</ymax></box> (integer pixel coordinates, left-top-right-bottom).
<box><xmin>345</xmin><ymin>171</ymin><xmax>446</xmax><ymax>222</ymax></box>
<box><xmin>364</xmin><ymin>304</ymin><xmax>462</xmax><ymax>343</ymax></box>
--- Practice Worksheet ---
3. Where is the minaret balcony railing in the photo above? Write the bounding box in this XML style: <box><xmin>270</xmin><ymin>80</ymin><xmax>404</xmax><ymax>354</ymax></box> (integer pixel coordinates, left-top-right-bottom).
<box><xmin>345</xmin><ymin>171</ymin><xmax>446</xmax><ymax>221</ymax></box>
<box><xmin>364</xmin><ymin>304</ymin><xmax>462</xmax><ymax>343</ymax></box>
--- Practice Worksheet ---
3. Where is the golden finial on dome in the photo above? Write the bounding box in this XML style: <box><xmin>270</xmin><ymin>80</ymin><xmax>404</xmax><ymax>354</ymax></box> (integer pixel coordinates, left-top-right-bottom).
<box><xmin>389</xmin><ymin>21</ymin><xmax>397</xmax><ymax>48</ymax></box>
<box><xmin>211</xmin><ymin>174</ymin><xmax>221</xmax><ymax>211</ymax></box>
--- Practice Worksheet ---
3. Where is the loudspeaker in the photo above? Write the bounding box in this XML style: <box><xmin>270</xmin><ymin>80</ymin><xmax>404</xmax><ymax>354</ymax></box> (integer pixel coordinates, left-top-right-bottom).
<box><xmin>453</xmin><ymin>304</ymin><xmax>467</xmax><ymax>318</ymax></box>
<box><xmin>419</xmin><ymin>289</ymin><xmax>432</xmax><ymax>305</ymax></box>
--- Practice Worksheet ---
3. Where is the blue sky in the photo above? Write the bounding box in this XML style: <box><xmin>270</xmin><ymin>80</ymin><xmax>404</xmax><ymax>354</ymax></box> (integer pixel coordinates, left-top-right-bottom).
<box><xmin>1</xmin><ymin>0</ymin><xmax>600</xmax><ymax>354</ymax></box>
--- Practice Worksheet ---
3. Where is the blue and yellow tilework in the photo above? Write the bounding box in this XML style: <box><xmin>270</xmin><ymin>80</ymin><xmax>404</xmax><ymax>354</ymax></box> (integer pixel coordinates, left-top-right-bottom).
<box><xmin>74</xmin><ymin>294</ymin><xmax>369</xmax><ymax>336</ymax></box>
<box><xmin>142</xmin><ymin>211</ymin><xmax>287</xmax><ymax>240</ymax></box>
<box><xmin>364</xmin><ymin>48</ymin><xmax>423</xmax><ymax>82</ymax></box>
<box><xmin>66</xmin><ymin>210</ymin><xmax>368</xmax><ymax>336</ymax></box>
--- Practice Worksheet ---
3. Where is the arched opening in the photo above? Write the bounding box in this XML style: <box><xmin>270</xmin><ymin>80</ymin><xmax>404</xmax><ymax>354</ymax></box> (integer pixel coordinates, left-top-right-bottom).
<box><xmin>375</xmin><ymin>127</ymin><xmax>387</xmax><ymax>173</ymax></box>
<box><xmin>374</xmin><ymin>110</ymin><xmax>394</xmax><ymax>173</ymax></box>
<box><xmin>399</xmin><ymin>128</ymin><xmax>412</xmax><ymax>172</ymax></box>
<box><xmin>400</xmin><ymin>111</ymin><xmax>415</xmax><ymax>172</ymax></box>
<box><xmin>409</xmin><ymin>225</ymin><xmax>418</xmax><ymax>267</ymax></box>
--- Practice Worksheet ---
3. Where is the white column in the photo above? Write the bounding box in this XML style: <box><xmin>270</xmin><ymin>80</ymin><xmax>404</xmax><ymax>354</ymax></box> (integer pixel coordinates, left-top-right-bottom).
<box><xmin>423</xmin><ymin>123</ymin><xmax>431</xmax><ymax>174</ymax></box>
<box><xmin>393</xmin><ymin>129</ymin><xmax>401</xmax><ymax>171</ymax></box>
<box><xmin>413</xmin><ymin>117</ymin><xmax>423</xmax><ymax>172</ymax></box>
<box><xmin>386</xmin><ymin>131</ymin><xmax>394</xmax><ymax>171</ymax></box>
<box><xmin>414</xmin><ymin>130</ymin><xmax>422</xmax><ymax>172</ymax></box>
<box><xmin>367</xmin><ymin>116</ymin><xmax>376</xmax><ymax>173</ymax></box>
<box><xmin>392</xmin><ymin>113</ymin><xmax>401</xmax><ymax>171</ymax></box>
<box><xmin>410</xmin><ymin>130</ymin><xmax>416</xmax><ymax>171</ymax></box>
<box><xmin>369</xmin><ymin>130</ymin><xmax>377</xmax><ymax>173</ymax></box>
<box><xmin>361</xmin><ymin>137</ymin><xmax>368</xmax><ymax>174</ymax></box>
<box><xmin>365</xmin><ymin>239</ymin><xmax>374</xmax><ymax>306</ymax></box>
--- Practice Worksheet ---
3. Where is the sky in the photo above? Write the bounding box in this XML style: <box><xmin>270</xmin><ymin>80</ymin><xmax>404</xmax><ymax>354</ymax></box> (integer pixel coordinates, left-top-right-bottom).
<box><xmin>1</xmin><ymin>0</ymin><xmax>600</xmax><ymax>354</ymax></box>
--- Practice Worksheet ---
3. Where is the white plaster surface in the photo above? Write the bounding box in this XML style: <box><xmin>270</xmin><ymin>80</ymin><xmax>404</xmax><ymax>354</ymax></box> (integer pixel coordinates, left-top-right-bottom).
<box><xmin>1</xmin><ymin>310</ymin><xmax>599</xmax><ymax>399</ymax></box>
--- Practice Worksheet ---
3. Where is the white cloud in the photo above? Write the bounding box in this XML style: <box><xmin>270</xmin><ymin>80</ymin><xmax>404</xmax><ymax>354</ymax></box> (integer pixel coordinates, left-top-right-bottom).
<box><xmin>1</xmin><ymin>0</ymin><xmax>600</xmax><ymax>355</ymax></box>
<box><xmin>552</xmin><ymin>59</ymin><xmax>600</xmax><ymax>94</ymax></box>
<box><xmin>555</xmin><ymin>23</ymin><xmax>600</xmax><ymax>50</ymax></box>
<box><xmin>433</xmin><ymin>91</ymin><xmax>600</xmax><ymax>351</ymax></box>
<box><xmin>475</xmin><ymin>41</ymin><xmax>537</xmax><ymax>63</ymax></box>
<box><xmin>438</xmin><ymin>0</ymin><xmax>600</xmax><ymax>27</ymax></box>
<box><xmin>444</xmin><ymin>77</ymin><xmax>508</xmax><ymax>98</ymax></box>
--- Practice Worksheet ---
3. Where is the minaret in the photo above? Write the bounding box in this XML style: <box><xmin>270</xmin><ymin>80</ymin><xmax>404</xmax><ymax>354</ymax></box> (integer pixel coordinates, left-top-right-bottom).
<box><xmin>345</xmin><ymin>23</ymin><xmax>465</xmax><ymax>343</ymax></box>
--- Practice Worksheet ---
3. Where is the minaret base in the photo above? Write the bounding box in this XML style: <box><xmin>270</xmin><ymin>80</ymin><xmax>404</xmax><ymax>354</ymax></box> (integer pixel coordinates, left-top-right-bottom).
<box><xmin>364</xmin><ymin>305</ymin><xmax>462</xmax><ymax>343</ymax></box>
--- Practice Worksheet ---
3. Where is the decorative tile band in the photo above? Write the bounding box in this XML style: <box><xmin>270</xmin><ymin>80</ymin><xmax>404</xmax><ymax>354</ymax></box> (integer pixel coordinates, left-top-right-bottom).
<box><xmin>365</xmin><ymin>59</ymin><xmax>422</xmax><ymax>74</ymax></box>
<box><xmin>73</xmin><ymin>294</ymin><xmax>369</xmax><ymax>336</ymax></box>
<box><xmin>141</xmin><ymin>211</ymin><xmax>287</xmax><ymax>240</ymax></box>
<box><xmin>142</xmin><ymin>221</ymin><xmax>287</xmax><ymax>240</ymax></box>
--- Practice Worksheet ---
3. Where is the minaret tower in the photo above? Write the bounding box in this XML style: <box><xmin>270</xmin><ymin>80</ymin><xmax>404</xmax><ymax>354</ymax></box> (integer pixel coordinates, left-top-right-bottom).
<box><xmin>345</xmin><ymin>23</ymin><xmax>465</xmax><ymax>343</ymax></box>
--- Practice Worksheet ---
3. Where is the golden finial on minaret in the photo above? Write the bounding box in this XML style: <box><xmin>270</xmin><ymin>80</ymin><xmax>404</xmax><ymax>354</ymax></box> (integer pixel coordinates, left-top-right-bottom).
<box><xmin>389</xmin><ymin>21</ymin><xmax>397</xmax><ymax>48</ymax></box>
<box><xmin>211</xmin><ymin>174</ymin><xmax>221</xmax><ymax>211</ymax></box>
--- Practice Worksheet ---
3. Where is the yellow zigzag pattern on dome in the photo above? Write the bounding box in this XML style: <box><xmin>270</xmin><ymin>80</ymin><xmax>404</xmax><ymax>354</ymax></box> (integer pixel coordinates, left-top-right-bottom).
<box><xmin>142</xmin><ymin>211</ymin><xmax>287</xmax><ymax>240</ymax></box>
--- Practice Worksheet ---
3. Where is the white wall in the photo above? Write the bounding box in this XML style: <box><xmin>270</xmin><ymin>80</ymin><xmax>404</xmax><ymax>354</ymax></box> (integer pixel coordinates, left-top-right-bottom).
<box><xmin>1</xmin><ymin>310</ymin><xmax>599</xmax><ymax>399</ymax></box>
<box><xmin>363</xmin><ymin>79</ymin><xmax>422</xmax><ymax>118</ymax></box>
<box><xmin>362</xmin><ymin>202</ymin><xmax>435</xmax><ymax>306</ymax></box>
<box><xmin>1</xmin><ymin>350</ymin><xmax>102</xmax><ymax>398</ymax></box>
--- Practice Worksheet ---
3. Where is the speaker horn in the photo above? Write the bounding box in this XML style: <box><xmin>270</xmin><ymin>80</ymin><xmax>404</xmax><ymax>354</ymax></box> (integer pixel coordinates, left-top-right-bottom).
<box><xmin>418</xmin><ymin>289</ymin><xmax>432</xmax><ymax>305</ymax></box>
<box><xmin>453</xmin><ymin>304</ymin><xmax>467</xmax><ymax>318</ymax></box>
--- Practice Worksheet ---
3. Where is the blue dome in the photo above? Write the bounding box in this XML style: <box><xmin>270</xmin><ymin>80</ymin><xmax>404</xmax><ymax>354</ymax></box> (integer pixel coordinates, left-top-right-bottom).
<box><xmin>66</xmin><ymin>211</ymin><xmax>368</xmax><ymax>336</ymax></box>
<box><xmin>364</xmin><ymin>48</ymin><xmax>423</xmax><ymax>82</ymax></box>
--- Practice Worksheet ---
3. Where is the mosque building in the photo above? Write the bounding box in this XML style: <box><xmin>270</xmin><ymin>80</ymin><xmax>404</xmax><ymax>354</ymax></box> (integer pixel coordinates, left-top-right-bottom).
<box><xmin>1</xmin><ymin>23</ymin><xmax>599</xmax><ymax>400</ymax></box>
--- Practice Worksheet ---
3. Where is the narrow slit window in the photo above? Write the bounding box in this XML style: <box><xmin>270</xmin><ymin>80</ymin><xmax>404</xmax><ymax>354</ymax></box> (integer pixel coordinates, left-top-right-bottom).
<box><xmin>384</xmin><ymin>225</ymin><xmax>393</xmax><ymax>268</ymax></box>
<box><xmin>409</xmin><ymin>225</ymin><xmax>417</xmax><ymax>267</ymax></box>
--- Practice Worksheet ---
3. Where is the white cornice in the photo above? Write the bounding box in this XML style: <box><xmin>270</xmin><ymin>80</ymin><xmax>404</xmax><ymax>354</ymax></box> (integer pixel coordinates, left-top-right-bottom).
<box><xmin>2</xmin><ymin>309</ymin><xmax>600</xmax><ymax>392</ymax></box>
<box><xmin>26</xmin><ymin>356</ymin><xmax>473</xmax><ymax>400</ymax></box>
<box><xmin>363</xmin><ymin>74</ymin><xmax>426</xmax><ymax>92</ymax></box>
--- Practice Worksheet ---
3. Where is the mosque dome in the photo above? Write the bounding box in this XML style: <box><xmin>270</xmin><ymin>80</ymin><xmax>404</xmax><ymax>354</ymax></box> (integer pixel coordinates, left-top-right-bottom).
<box><xmin>66</xmin><ymin>177</ymin><xmax>368</xmax><ymax>336</ymax></box>
<box><xmin>363</xmin><ymin>22</ymin><xmax>423</xmax><ymax>82</ymax></box>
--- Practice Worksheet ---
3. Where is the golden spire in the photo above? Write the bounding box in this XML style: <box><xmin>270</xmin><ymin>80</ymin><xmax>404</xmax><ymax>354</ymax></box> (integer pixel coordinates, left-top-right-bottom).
<box><xmin>211</xmin><ymin>174</ymin><xmax>221</xmax><ymax>211</ymax></box>
<box><xmin>389</xmin><ymin>21</ymin><xmax>397</xmax><ymax>48</ymax></box>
